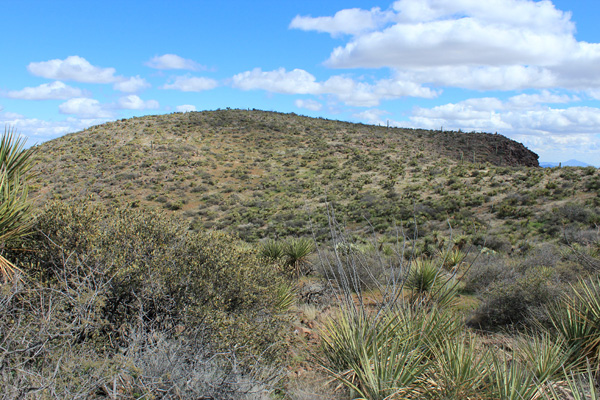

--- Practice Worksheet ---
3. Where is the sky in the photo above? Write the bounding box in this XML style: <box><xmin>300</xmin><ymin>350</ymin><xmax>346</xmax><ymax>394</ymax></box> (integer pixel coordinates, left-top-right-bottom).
<box><xmin>2</xmin><ymin>0</ymin><xmax>600</xmax><ymax>166</ymax></box>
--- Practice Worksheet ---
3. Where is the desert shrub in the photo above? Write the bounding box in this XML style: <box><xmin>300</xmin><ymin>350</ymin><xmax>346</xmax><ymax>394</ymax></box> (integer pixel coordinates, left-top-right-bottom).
<box><xmin>468</xmin><ymin>266</ymin><xmax>559</xmax><ymax>330</ymax></box>
<box><xmin>462</xmin><ymin>254</ymin><xmax>513</xmax><ymax>294</ymax></box>
<box><xmin>10</xmin><ymin>201</ymin><xmax>290</xmax><ymax>359</ymax></box>
<box><xmin>472</xmin><ymin>234</ymin><xmax>511</xmax><ymax>253</ymax></box>
<box><xmin>316</xmin><ymin>248</ymin><xmax>387</xmax><ymax>293</ymax></box>
<box><xmin>0</xmin><ymin>274</ymin><xmax>282</xmax><ymax>399</ymax></box>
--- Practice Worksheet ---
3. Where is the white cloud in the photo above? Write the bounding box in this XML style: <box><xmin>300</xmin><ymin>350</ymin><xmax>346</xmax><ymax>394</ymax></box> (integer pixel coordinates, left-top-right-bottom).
<box><xmin>325</xmin><ymin>16</ymin><xmax>574</xmax><ymax>69</ymax></box>
<box><xmin>28</xmin><ymin>56</ymin><xmax>118</xmax><ymax>83</ymax></box>
<box><xmin>161</xmin><ymin>76</ymin><xmax>218</xmax><ymax>92</ymax></box>
<box><xmin>321</xmin><ymin>75</ymin><xmax>438</xmax><ymax>107</ymax></box>
<box><xmin>390</xmin><ymin>0</ymin><xmax>574</xmax><ymax>33</ymax></box>
<box><xmin>0</xmin><ymin>111</ymin><xmax>110</xmax><ymax>143</ymax></box>
<box><xmin>353</xmin><ymin>109</ymin><xmax>390</xmax><ymax>125</ymax></box>
<box><xmin>117</xmin><ymin>95</ymin><xmax>159</xmax><ymax>110</ymax></box>
<box><xmin>506</xmin><ymin>90</ymin><xmax>577</xmax><ymax>109</ymax></box>
<box><xmin>232</xmin><ymin>68</ymin><xmax>320</xmax><ymax>94</ymax></box>
<box><xmin>294</xmin><ymin>99</ymin><xmax>322</xmax><ymax>111</ymax></box>
<box><xmin>394</xmin><ymin>66</ymin><xmax>557</xmax><ymax>91</ymax></box>
<box><xmin>113</xmin><ymin>76</ymin><xmax>150</xmax><ymax>93</ymax></box>
<box><xmin>232</xmin><ymin>68</ymin><xmax>437</xmax><ymax>106</ymax></box>
<box><xmin>294</xmin><ymin>0</ymin><xmax>600</xmax><ymax>92</ymax></box>
<box><xmin>405</xmin><ymin>95</ymin><xmax>600</xmax><ymax>165</ymax></box>
<box><xmin>146</xmin><ymin>54</ymin><xmax>203</xmax><ymax>70</ymax></box>
<box><xmin>59</xmin><ymin>98</ymin><xmax>113</xmax><ymax>118</ymax></box>
<box><xmin>176</xmin><ymin>104</ymin><xmax>197</xmax><ymax>112</ymax></box>
<box><xmin>5</xmin><ymin>81</ymin><xmax>87</xmax><ymax>100</ymax></box>
<box><xmin>290</xmin><ymin>7</ymin><xmax>393</xmax><ymax>36</ymax></box>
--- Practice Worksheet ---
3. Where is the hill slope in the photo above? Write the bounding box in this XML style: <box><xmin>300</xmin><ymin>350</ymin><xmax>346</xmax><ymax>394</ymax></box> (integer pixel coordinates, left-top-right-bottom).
<box><xmin>32</xmin><ymin>109</ymin><xmax>599</xmax><ymax>246</ymax></box>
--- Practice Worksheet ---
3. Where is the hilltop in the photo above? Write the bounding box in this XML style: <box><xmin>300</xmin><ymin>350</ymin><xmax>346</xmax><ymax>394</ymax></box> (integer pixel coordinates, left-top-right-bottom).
<box><xmin>31</xmin><ymin>109</ymin><xmax>597</xmax><ymax>247</ymax></box>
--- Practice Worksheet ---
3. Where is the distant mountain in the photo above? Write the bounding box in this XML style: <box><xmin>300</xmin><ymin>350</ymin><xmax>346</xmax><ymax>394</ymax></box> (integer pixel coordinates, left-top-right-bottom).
<box><xmin>540</xmin><ymin>159</ymin><xmax>596</xmax><ymax>168</ymax></box>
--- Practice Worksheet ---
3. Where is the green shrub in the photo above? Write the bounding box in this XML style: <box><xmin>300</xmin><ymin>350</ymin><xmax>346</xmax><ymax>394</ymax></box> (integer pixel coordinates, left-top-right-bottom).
<box><xmin>12</xmin><ymin>201</ymin><xmax>290</xmax><ymax>358</ymax></box>
<box><xmin>468</xmin><ymin>266</ymin><xmax>559</xmax><ymax>330</ymax></box>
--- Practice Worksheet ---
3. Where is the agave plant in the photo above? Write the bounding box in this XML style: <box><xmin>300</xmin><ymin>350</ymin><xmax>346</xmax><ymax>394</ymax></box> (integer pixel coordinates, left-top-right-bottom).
<box><xmin>0</xmin><ymin>127</ymin><xmax>37</xmax><ymax>282</ymax></box>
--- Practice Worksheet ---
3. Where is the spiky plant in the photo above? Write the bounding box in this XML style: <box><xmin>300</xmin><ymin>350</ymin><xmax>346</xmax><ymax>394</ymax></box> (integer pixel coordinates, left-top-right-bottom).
<box><xmin>283</xmin><ymin>237</ymin><xmax>315</xmax><ymax>278</ymax></box>
<box><xmin>546</xmin><ymin>277</ymin><xmax>600</xmax><ymax>367</ymax></box>
<box><xmin>490</xmin><ymin>355</ymin><xmax>541</xmax><ymax>400</ymax></box>
<box><xmin>259</xmin><ymin>239</ymin><xmax>285</xmax><ymax>262</ymax></box>
<box><xmin>405</xmin><ymin>258</ymin><xmax>441</xmax><ymax>295</ymax></box>
<box><xmin>427</xmin><ymin>333</ymin><xmax>490</xmax><ymax>399</ymax></box>
<box><xmin>0</xmin><ymin>127</ymin><xmax>37</xmax><ymax>282</ymax></box>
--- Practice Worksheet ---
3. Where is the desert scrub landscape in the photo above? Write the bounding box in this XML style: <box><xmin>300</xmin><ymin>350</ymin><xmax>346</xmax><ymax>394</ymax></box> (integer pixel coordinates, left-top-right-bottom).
<box><xmin>2</xmin><ymin>110</ymin><xmax>600</xmax><ymax>399</ymax></box>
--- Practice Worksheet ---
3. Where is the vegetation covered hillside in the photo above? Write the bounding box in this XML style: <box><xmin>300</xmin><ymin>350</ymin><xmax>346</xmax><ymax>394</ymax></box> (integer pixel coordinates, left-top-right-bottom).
<box><xmin>5</xmin><ymin>111</ymin><xmax>600</xmax><ymax>399</ymax></box>
<box><xmin>31</xmin><ymin>109</ymin><xmax>570</xmax><ymax>245</ymax></box>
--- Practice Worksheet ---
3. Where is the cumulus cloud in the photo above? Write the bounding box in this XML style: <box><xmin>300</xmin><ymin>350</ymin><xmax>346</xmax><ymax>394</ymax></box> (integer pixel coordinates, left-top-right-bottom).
<box><xmin>5</xmin><ymin>81</ymin><xmax>86</xmax><ymax>100</ymax></box>
<box><xmin>117</xmin><ymin>95</ymin><xmax>159</xmax><ymax>110</ymax></box>
<box><xmin>176</xmin><ymin>104</ymin><xmax>197</xmax><ymax>112</ymax></box>
<box><xmin>146</xmin><ymin>54</ymin><xmax>203</xmax><ymax>70</ymax></box>
<box><xmin>292</xmin><ymin>0</ymin><xmax>600</xmax><ymax>92</ymax></box>
<box><xmin>113</xmin><ymin>76</ymin><xmax>150</xmax><ymax>93</ymax></box>
<box><xmin>506</xmin><ymin>90</ymin><xmax>577</xmax><ymax>109</ymax></box>
<box><xmin>161</xmin><ymin>76</ymin><xmax>218</xmax><ymax>91</ymax></box>
<box><xmin>0</xmin><ymin>111</ymin><xmax>110</xmax><ymax>143</ymax></box>
<box><xmin>290</xmin><ymin>7</ymin><xmax>393</xmax><ymax>36</ymax></box>
<box><xmin>294</xmin><ymin>99</ymin><xmax>322</xmax><ymax>111</ymax></box>
<box><xmin>321</xmin><ymin>75</ymin><xmax>438</xmax><ymax>106</ymax></box>
<box><xmin>405</xmin><ymin>94</ymin><xmax>600</xmax><ymax>164</ymax></box>
<box><xmin>232</xmin><ymin>68</ymin><xmax>437</xmax><ymax>106</ymax></box>
<box><xmin>353</xmin><ymin>109</ymin><xmax>391</xmax><ymax>125</ymax></box>
<box><xmin>28</xmin><ymin>56</ymin><xmax>119</xmax><ymax>83</ymax></box>
<box><xmin>59</xmin><ymin>98</ymin><xmax>113</xmax><ymax>118</ymax></box>
<box><xmin>232</xmin><ymin>68</ymin><xmax>320</xmax><ymax>94</ymax></box>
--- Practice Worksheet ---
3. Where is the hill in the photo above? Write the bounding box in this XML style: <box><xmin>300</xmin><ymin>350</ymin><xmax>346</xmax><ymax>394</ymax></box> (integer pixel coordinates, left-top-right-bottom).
<box><xmin>31</xmin><ymin>109</ymin><xmax>597</xmax><ymax>247</ymax></box>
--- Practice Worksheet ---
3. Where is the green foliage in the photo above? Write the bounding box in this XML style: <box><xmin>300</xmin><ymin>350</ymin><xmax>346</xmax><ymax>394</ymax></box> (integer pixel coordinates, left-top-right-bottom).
<box><xmin>0</xmin><ymin>126</ymin><xmax>37</xmax><ymax>282</ymax></box>
<box><xmin>546</xmin><ymin>277</ymin><xmax>600</xmax><ymax>367</ymax></box>
<box><xmin>260</xmin><ymin>238</ymin><xmax>285</xmax><ymax>261</ymax></box>
<box><xmin>283</xmin><ymin>237</ymin><xmax>315</xmax><ymax>277</ymax></box>
<box><xmin>469</xmin><ymin>266</ymin><xmax>558</xmax><ymax>330</ymax></box>
<box><xmin>318</xmin><ymin>306</ymin><xmax>462</xmax><ymax>400</ymax></box>
<box><xmin>428</xmin><ymin>333</ymin><xmax>489</xmax><ymax>399</ymax></box>
<box><xmin>405</xmin><ymin>258</ymin><xmax>441</xmax><ymax>294</ymax></box>
<box><xmin>15</xmin><ymin>202</ymin><xmax>290</xmax><ymax>358</ymax></box>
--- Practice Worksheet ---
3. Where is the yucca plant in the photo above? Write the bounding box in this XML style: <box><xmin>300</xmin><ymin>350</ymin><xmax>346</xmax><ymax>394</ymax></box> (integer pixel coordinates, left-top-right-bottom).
<box><xmin>489</xmin><ymin>355</ymin><xmax>541</xmax><ymax>400</ymax></box>
<box><xmin>427</xmin><ymin>333</ymin><xmax>490</xmax><ymax>399</ymax></box>
<box><xmin>0</xmin><ymin>127</ymin><xmax>37</xmax><ymax>282</ymax></box>
<box><xmin>272</xmin><ymin>281</ymin><xmax>296</xmax><ymax>313</ymax></box>
<box><xmin>545</xmin><ymin>278</ymin><xmax>600</xmax><ymax>367</ymax></box>
<box><xmin>318</xmin><ymin>307</ymin><xmax>430</xmax><ymax>400</ymax></box>
<box><xmin>441</xmin><ymin>248</ymin><xmax>467</xmax><ymax>270</ymax></box>
<box><xmin>283</xmin><ymin>237</ymin><xmax>315</xmax><ymax>277</ymax></box>
<box><xmin>516</xmin><ymin>333</ymin><xmax>572</xmax><ymax>383</ymax></box>
<box><xmin>405</xmin><ymin>258</ymin><xmax>441</xmax><ymax>295</ymax></box>
<box><xmin>553</xmin><ymin>362</ymin><xmax>600</xmax><ymax>400</ymax></box>
<box><xmin>404</xmin><ymin>258</ymin><xmax>459</xmax><ymax>308</ymax></box>
<box><xmin>259</xmin><ymin>239</ymin><xmax>285</xmax><ymax>262</ymax></box>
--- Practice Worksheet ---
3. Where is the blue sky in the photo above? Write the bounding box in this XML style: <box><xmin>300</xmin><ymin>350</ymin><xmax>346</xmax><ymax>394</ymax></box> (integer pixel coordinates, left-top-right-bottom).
<box><xmin>2</xmin><ymin>0</ymin><xmax>600</xmax><ymax>166</ymax></box>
